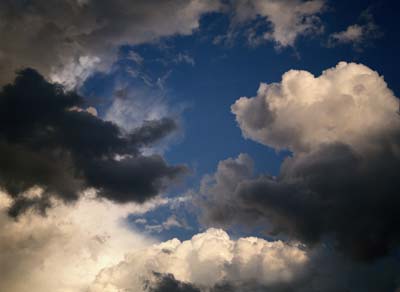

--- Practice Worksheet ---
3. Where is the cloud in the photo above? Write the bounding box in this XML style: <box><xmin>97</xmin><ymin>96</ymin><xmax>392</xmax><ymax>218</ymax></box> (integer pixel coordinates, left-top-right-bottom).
<box><xmin>0</xmin><ymin>191</ymin><xmax>156</xmax><ymax>292</ymax></box>
<box><xmin>90</xmin><ymin>226</ymin><xmax>400</xmax><ymax>291</ymax></box>
<box><xmin>0</xmin><ymin>0</ymin><xmax>220</xmax><ymax>87</ymax></box>
<box><xmin>200</xmin><ymin>62</ymin><xmax>400</xmax><ymax>260</ymax></box>
<box><xmin>232</xmin><ymin>62</ymin><xmax>399</xmax><ymax>153</ymax></box>
<box><xmin>0</xmin><ymin>69</ymin><xmax>186</xmax><ymax>216</ymax></box>
<box><xmin>219</xmin><ymin>0</ymin><xmax>325</xmax><ymax>48</ymax></box>
<box><xmin>1</xmin><ymin>189</ymin><xmax>397</xmax><ymax>292</ymax></box>
<box><xmin>90</xmin><ymin>228</ymin><xmax>308</xmax><ymax>291</ymax></box>
<box><xmin>328</xmin><ymin>9</ymin><xmax>381</xmax><ymax>50</ymax></box>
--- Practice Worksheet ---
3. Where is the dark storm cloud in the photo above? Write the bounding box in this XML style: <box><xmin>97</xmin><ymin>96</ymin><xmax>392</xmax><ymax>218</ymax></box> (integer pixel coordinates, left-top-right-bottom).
<box><xmin>200</xmin><ymin>136</ymin><xmax>400</xmax><ymax>261</ymax></box>
<box><xmin>0</xmin><ymin>68</ymin><xmax>186</xmax><ymax>216</ymax></box>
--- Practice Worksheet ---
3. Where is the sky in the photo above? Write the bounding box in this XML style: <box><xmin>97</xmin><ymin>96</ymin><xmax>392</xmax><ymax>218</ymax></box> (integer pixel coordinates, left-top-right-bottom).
<box><xmin>0</xmin><ymin>0</ymin><xmax>400</xmax><ymax>291</ymax></box>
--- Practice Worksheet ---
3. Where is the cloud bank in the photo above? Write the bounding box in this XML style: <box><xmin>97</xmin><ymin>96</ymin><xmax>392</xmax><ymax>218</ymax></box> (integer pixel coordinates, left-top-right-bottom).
<box><xmin>0</xmin><ymin>69</ymin><xmax>186</xmax><ymax>216</ymax></box>
<box><xmin>200</xmin><ymin>62</ymin><xmax>400</xmax><ymax>260</ymax></box>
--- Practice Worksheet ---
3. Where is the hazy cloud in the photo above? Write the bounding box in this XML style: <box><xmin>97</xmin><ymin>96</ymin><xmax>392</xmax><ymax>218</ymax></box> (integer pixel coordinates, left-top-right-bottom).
<box><xmin>328</xmin><ymin>10</ymin><xmax>381</xmax><ymax>50</ymax></box>
<box><xmin>218</xmin><ymin>0</ymin><xmax>326</xmax><ymax>48</ymax></box>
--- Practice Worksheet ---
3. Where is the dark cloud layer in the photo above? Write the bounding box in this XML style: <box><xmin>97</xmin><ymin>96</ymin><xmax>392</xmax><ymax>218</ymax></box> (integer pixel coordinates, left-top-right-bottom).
<box><xmin>200</xmin><ymin>135</ymin><xmax>400</xmax><ymax>261</ymax></box>
<box><xmin>0</xmin><ymin>68</ymin><xmax>186</xmax><ymax>216</ymax></box>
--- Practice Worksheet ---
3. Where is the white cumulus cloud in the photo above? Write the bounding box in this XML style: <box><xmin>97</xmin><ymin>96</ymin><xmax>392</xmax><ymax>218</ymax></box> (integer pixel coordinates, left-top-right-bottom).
<box><xmin>90</xmin><ymin>228</ymin><xmax>308</xmax><ymax>291</ymax></box>
<box><xmin>232</xmin><ymin>61</ymin><xmax>400</xmax><ymax>153</ymax></box>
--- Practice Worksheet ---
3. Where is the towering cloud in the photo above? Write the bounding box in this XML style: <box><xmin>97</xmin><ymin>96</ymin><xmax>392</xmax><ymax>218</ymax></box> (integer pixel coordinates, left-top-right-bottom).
<box><xmin>0</xmin><ymin>0</ymin><xmax>220</xmax><ymax>87</ymax></box>
<box><xmin>0</xmin><ymin>69</ymin><xmax>186</xmax><ymax>216</ymax></box>
<box><xmin>200</xmin><ymin>62</ymin><xmax>400</xmax><ymax>260</ymax></box>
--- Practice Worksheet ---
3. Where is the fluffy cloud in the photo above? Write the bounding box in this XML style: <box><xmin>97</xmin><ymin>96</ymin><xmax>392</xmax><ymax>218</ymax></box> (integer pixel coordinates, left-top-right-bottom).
<box><xmin>0</xmin><ymin>191</ymin><xmax>157</xmax><ymax>292</ymax></box>
<box><xmin>228</xmin><ymin>0</ymin><xmax>325</xmax><ymax>47</ymax></box>
<box><xmin>0</xmin><ymin>69</ymin><xmax>186</xmax><ymax>216</ymax></box>
<box><xmin>232</xmin><ymin>62</ymin><xmax>399</xmax><ymax>153</ymax></box>
<box><xmin>90</xmin><ymin>228</ymin><xmax>308</xmax><ymax>291</ymax></box>
<box><xmin>200</xmin><ymin>62</ymin><xmax>400</xmax><ymax>261</ymax></box>
<box><xmin>90</xmin><ymin>226</ymin><xmax>400</xmax><ymax>292</ymax></box>
<box><xmin>0</xmin><ymin>0</ymin><xmax>220</xmax><ymax>87</ymax></box>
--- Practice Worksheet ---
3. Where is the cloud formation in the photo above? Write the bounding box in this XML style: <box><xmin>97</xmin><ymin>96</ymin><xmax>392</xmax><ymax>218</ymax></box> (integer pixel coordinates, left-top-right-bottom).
<box><xmin>232</xmin><ymin>62</ymin><xmax>399</xmax><ymax>153</ymax></box>
<box><xmin>200</xmin><ymin>62</ymin><xmax>400</xmax><ymax>260</ymax></box>
<box><xmin>0</xmin><ymin>69</ymin><xmax>186</xmax><ymax>216</ymax></box>
<box><xmin>90</xmin><ymin>228</ymin><xmax>308</xmax><ymax>291</ymax></box>
<box><xmin>0</xmin><ymin>0</ymin><xmax>220</xmax><ymax>87</ymax></box>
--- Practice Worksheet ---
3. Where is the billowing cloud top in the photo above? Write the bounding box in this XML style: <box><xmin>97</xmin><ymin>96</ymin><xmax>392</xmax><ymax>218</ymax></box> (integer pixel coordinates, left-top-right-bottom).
<box><xmin>90</xmin><ymin>228</ymin><xmax>308</xmax><ymax>291</ymax></box>
<box><xmin>232</xmin><ymin>62</ymin><xmax>399</xmax><ymax>153</ymax></box>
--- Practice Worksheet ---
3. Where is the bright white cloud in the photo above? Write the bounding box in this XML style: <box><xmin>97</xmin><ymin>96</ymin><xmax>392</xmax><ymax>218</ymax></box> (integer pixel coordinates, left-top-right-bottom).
<box><xmin>232</xmin><ymin>62</ymin><xmax>400</xmax><ymax>153</ymax></box>
<box><xmin>90</xmin><ymin>228</ymin><xmax>308</xmax><ymax>291</ymax></box>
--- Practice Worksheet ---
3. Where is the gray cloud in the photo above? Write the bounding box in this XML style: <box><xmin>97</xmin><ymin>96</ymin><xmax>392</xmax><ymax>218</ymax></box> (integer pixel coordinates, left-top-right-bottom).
<box><xmin>0</xmin><ymin>0</ymin><xmax>220</xmax><ymax>87</ymax></box>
